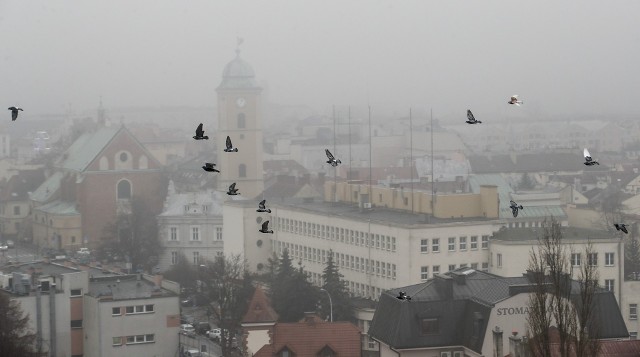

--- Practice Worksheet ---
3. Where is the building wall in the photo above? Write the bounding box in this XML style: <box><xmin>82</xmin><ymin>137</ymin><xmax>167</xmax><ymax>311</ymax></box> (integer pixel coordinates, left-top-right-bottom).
<box><xmin>158</xmin><ymin>214</ymin><xmax>224</xmax><ymax>271</ymax></box>
<box><xmin>621</xmin><ymin>281</ymin><xmax>640</xmax><ymax>340</ymax></box>
<box><xmin>244</xmin><ymin>326</ymin><xmax>271</xmax><ymax>356</ymax></box>
<box><xmin>0</xmin><ymin>199</ymin><xmax>31</xmax><ymax>236</ymax></box>
<box><xmin>32</xmin><ymin>211</ymin><xmax>82</xmax><ymax>250</ymax></box>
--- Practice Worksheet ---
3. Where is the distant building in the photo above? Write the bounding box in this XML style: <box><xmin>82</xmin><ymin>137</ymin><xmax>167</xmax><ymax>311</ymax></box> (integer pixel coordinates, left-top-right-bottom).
<box><xmin>0</xmin><ymin>168</ymin><xmax>45</xmax><ymax>240</ymax></box>
<box><xmin>368</xmin><ymin>268</ymin><xmax>629</xmax><ymax>357</ymax></box>
<box><xmin>241</xmin><ymin>285</ymin><xmax>278</xmax><ymax>356</ymax></box>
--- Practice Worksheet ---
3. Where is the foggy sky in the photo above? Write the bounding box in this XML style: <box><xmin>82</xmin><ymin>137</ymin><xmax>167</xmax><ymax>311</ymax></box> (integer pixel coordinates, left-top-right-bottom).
<box><xmin>2</xmin><ymin>1</ymin><xmax>639</xmax><ymax>120</ymax></box>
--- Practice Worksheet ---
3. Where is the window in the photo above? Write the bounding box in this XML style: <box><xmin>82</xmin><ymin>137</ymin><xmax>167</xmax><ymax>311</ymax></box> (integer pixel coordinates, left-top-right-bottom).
<box><xmin>191</xmin><ymin>226</ymin><xmax>200</xmax><ymax>241</ymax></box>
<box><xmin>497</xmin><ymin>253</ymin><xmax>503</xmax><ymax>268</ymax></box>
<box><xmin>470</xmin><ymin>236</ymin><xmax>478</xmax><ymax>250</ymax></box>
<box><xmin>70</xmin><ymin>289</ymin><xmax>82</xmax><ymax>297</ymax></box>
<box><xmin>239</xmin><ymin>164</ymin><xmax>246</xmax><ymax>178</ymax></box>
<box><xmin>432</xmin><ymin>238</ymin><xmax>440</xmax><ymax>252</ymax></box>
<box><xmin>216</xmin><ymin>227</ymin><xmax>223</xmax><ymax>240</ymax></box>
<box><xmin>630</xmin><ymin>332</ymin><xmax>638</xmax><ymax>340</ymax></box>
<box><xmin>433</xmin><ymin>265</ymin><xmax>440</xmax><ymax>275</ymax></box>
<box><xmin>605</xmin><ymin>252</ymin><xmax>614</xmax><ymax>266</ymax></box>
<box><xmin>171</xmin><ymin>251</ymin><xmax>178</xmax><ymax>265</ymax></box>
<box><xmin>482</xmin><ymin>262</ymin><xmax>489</xmax><ymax>272</ymax></box>
<box><xmin>571</xmin><ymin>253</ymin><xmax>581</xmax><ymax>266</ymax></box>
<box><xmin>125</xmin><ymin>334</ymin><xmax>155</xmax><ymax>344</ymax></box>
<box><xmin>125</xmin><ymin>305</ymin><xmax>154</xmax><ymax>314</ymax></box>
<box><xmin>421</xmin><ymin>318</ymin><xmax>439</xmax><ymax>335</ymax></box>
<box><xmin>117</xmin><ymin>180</ymin><xmax>131</xmax><ymax>199</ymax></box>
<box><xmin>193</xmin><ymin>251</ymin><xmax>200</xmax><ymax>265</ymax></box>
<box><xmin>459</xmin><ymin>236</ymin><xmax>467</xmax><ymax>251</ymax></box>
<box><xmin>448</xmin><ymin>237</ymin><xmax>456</xmax><ymax>251</ymax></box>
<box><xmin>420</xmin><ymin>239</ymin><xmax>429</xmax><ymax>253</ymax></box>
<box><xmin>421</xmin><ymin>266</ymin><xmax>429</xmax><ymax>281</ymax></box>
<box><xmin>112</xmin><ymin>307</ymin><xmax>121</xmax><ymax>316</ymax></box>
<box><xmin>630</xmin><ymin>304</ymin><xmax>638</xmax><ymax>320</ymax></box>
<box><xmin>112</xmin><ymin>337</ymin><xmax>123</xmax><ymax>346</ymax></box>
<box><xmin>135</xmin><ymin>305</ymin><xmax>144</xmax><ymax>313</ymax></box>
<box><xmin>237</xmin><ymin>113</ymin><xmax>246</xmax><ymax>128</ymax></box>
<box><xmin>70</xmin><ymin>320</ymin><xmax>83</xmax><ymax>329</ymax></box>
<box><xmin>448</xmin><ymin>264</ymin><xmax>456</xmax><ymax>272</ymax></box>
<box><xmin>481</xmin><ymin>235</ymin><xmax>489</xmax><ymax>249</ymax></box>
<box><xmin>588</xmin><ymin>253</ymin><xmax>598</xmax><ymax>266</ymax></box>
<box><xmin>169</xmin><ymin>227</ymin><xmax>178</xmax><ymax>241</ymax></box>
<box><xmin>471</xmin><ymin>263</ymin><xmax>478</xmax><ymax>270</ymax></box>
<box><xmin>460</xmin><ymin>263</ymin><xmax>468</xmax><ymax>268</ymax></box>
<box><xmin>605</xmin><ymin>279</ymin><xmax>614</xmax><ymax>292</ymax></box>
<box><xmin>13</xmin><ymin>206</ymin><xmax>20</xmax><ymax>215</ymax></box>
<box><xmin>120</xmin><ymin>152</ymin><xmax>128</xmax><ymax>162</ymax></box>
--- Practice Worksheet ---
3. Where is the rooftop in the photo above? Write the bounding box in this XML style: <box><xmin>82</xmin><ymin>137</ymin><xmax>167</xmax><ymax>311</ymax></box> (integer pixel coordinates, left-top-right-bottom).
<box><xmin>491</xmin><ymin>226</ymin><xmax>617</xmax><ymax>242</ymax></box>
<box><xmin>87</xmin><ymin>274</ymin><xmax>176</xmax><ymax>300</ymax></box>
<box><xmin>55</xmin><ymin>126</ymin><xmax>120</xmax><ymax>172</ymax></box>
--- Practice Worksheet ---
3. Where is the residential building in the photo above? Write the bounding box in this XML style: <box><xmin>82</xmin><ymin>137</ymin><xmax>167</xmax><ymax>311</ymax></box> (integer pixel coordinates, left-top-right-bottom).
<box><xmin>157</xmin><ymin>182</ymin><xmax>226</xmax><ymax>271</ymax></box>
<box><xmin>368</xmin><ymin>268</ymin><xmax>629</xmax><ymax>357</ymax></box>
<box><xmin>622</xmin><ymin>281</ymin><xmax>640</xmax><ymax>341</ymax></box>
<box><xmin>352</xmin><ymin>298</ymin><xmax>380</xmax><ymax>357</ymax></box>
<box><xmin>241</xmin><ymin>285</ymin><xmax>278</xmax><ymax>356</ymax></box>
<box><xmin>0</xmin><ymin>168</ymin><xmax>45</xmax><ymax>240</ymax></box>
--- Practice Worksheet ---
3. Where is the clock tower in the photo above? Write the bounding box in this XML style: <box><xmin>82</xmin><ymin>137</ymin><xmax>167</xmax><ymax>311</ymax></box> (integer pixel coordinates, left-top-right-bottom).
<box><xmin>216</xmin><ymin>48</ymin><xmax>264</xmax><ymax>198</ymax></box>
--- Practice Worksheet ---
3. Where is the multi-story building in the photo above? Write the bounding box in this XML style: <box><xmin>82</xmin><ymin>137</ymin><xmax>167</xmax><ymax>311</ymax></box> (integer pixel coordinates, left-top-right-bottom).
<box><xmin>157</xmin><ymin>183</ymin><xmax>226</xmax><ymax>271</ymax></box>
<box><xmin>0</xmin><ymin>168</ymin><xmax>45</xmax><ymax>240</ymax></box>
<box><xmin>0</xmin><ymin>260</ymin><xmax>180</xmax><ymax>357</ymax></box>
<box><xmin>368</xmin><ymin>268</ymin><xmax>629</xmax><ymax>357</ymax></box>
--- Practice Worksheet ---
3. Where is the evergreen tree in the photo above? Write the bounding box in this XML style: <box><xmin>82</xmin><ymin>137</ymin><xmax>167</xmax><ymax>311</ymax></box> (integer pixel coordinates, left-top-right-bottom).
<box><xmin>321</xmin><ymin>249</ymin><xmax>353</xmax><ymax>322</ymax></box>
<box><xmin>270</xmin><ymin>249</ymin><xmax>320</xmax><ymax>322</ymax></box>
<box><xmin>0</xmin><ymin>293</ymin><xmax>39</xmax><ymax>357</ymax></box>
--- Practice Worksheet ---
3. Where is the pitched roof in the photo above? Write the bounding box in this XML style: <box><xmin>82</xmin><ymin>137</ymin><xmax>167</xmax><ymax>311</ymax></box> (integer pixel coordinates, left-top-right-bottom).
<box><xmin>468</xmin><ymin>153</ymin><xmax>594</xmax><ymax>174</ymax></box>
<box><xmin>369</xmin><ymin>268</ymin><xmax>629</xmax><ymax>353</ymax></box>
<box><xmin>252</xmin><ymin>314</ymin><xmax>361</xmax><ymax>357</ymax></box>
<box><xmin>0</xmin><ymin>169</ymin><xmax>45</xmax><ymax>201</ymax></box>
<box><xmin>34</xmin><ymin>200</ymin><xmax>79</xmax><ymax>216</ymax></box>
<box><xmin>241</xmin><ymin>285</ymin><xmax>278</xmax><ymax>324</ymax></box>
<box><xmin>30</xmin><ymin>171</ymin><xmax>63</xmax><ymax>203</ymax></box>
<box><xmin>55</xmin><ymin>126</ymin><xmax>120</xmax><ymax>171</ymax></box>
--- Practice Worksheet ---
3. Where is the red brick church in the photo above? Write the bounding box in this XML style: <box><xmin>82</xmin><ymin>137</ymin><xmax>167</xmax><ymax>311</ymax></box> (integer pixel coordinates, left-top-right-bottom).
<box><xmin>31</xmin><ymin>123</ymin><xmax>167</xmax><ymax>251</ymax></box>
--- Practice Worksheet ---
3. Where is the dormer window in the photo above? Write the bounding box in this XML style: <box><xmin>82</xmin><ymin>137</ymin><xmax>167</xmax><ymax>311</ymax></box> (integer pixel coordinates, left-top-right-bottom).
<box><xmin>184</xmin><ymin>205</ymin><xmax>189</xmax><ymax>212</ymax></box>
<box><xmin>203</xmin><ymin>205</ymin><xmax>209</xmax><ymax>212</ymax></box>
<box><xmin>317</xmin><ymin>345</ymin><xmax>336</xmax><ymax>357</ymax></box>
<box><xmin>278</xmin><ymin>346</ymin><xmax>293</xmax><ymax>357</ymax></box>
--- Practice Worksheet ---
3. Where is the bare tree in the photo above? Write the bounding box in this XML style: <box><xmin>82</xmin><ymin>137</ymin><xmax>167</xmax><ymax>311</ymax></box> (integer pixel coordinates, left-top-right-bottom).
<box><xmin>525</xmin><ymin>218</ymin><xmax>600</xmax><ymax>357</ymax></box>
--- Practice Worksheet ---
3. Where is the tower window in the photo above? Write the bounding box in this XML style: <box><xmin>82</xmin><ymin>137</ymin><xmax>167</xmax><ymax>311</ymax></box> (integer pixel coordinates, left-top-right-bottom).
<box><xmin>239</xmin><ymin>164</ymin><xmax>246</xmax><ymax>177</ymax></box>
<box><xmin>237</xmin><ymin>113</ymin><xmax>246</xmax><ymax>129</ymax></box>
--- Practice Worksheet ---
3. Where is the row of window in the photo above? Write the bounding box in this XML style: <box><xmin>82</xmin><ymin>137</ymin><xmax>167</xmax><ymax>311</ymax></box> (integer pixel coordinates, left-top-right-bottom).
<box><xmin>275</xmin><ymin>241</ymin><xmax>397</xmax><ymax>279</ymax></box>
<box><xmin>420</xmin><ymin>263</ymin><xmax>489</xmax><ymax>280</ymax></box>
<box><xmin>276</xmin><ymin>217</ymin><xmax>397</xmax><ymax>252</ymax></box>
<box><xmin>112</xmin><ymin>304</ymin><xmax>155</xmax><ymax>316</ymax></box>
<box><xmin>168</xmin><ymin>226</ymin><xmax>223</xmax><ymax>242</ymax></box>
<box><xmin>113</xmin><ymin>334</ymin><xmax>155</xmax><ymax>346</ymax></box>
<box><xmin>170</xmin><ymin>250</ymin><xmax>223</xmax><ymax>265</ymax></box>
<box><xmin>570</xmin><ymin>252</ymin><xmax>615</xmax><ymax>267</ymax></box>
<box><xmin>420</xmin><ymin>236</ymin><xmax>489</xmax><ymax>253</ymax></box>
<box><xmin>306</xmin><ymin>271</ymin><xmax>385</xmax><ymax>300</ymax></box>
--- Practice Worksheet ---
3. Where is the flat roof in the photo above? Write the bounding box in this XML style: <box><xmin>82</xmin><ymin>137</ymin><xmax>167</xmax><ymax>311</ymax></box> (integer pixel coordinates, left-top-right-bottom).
<box><xmin>491</xmin><ymin>226</ymin><xmax>618</xmax><ymax>242</ymax></box>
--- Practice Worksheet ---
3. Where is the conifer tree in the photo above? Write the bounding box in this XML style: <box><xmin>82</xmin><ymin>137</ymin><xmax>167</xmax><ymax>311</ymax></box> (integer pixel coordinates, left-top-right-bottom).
<box><xmin>270</xmin><ymin>249</ymin><xmax>320</xmax><ymax>322</ymax></box>
<box><xmin>321</xmin><ymin>249</ymin><xmax>353</xmax><ymax>322</ymax></box>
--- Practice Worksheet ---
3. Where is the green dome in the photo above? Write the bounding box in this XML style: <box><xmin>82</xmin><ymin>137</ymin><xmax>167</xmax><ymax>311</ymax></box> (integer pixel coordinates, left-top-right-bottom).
<box><xmin>218</xmin><ymin>50</ymin><xmax>259</xmax><ymax>90</ymax></box>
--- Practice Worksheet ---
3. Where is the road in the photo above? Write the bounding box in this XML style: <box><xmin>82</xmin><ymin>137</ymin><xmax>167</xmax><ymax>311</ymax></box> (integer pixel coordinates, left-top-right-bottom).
<box><xmin>0</xmin><ymin>241</ymin><xmax>39</xmax><ymax>264</ymax></box>
<box><xmin>179</xmin><ymin>333</ymin><xmax>222</xmax><ymax>357</ymax></box>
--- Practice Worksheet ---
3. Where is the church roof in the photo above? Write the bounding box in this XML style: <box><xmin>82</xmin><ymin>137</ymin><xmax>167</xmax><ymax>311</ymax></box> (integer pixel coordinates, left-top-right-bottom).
<box><xmin>217</xmin><ymin>50</ymin><xmax>261</xmax><ymax>90</ymax></box>
<box><xmin>55</xmin><ymin>126</ymin><xmax>120</xmax><ymax>172</ymax></box>
<box><xmin>242</xmin><ymin>285</ymin><xmax>278</xmax><ymax>324</ymax></box>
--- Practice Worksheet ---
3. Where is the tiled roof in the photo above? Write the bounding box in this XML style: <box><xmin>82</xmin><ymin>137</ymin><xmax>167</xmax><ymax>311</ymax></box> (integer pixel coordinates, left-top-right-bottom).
<box><xmin>252</xmin><ymin>314</ymin><xmax>361</xmax><ymax>357</ymax></box>
<box><xmin>30</xmin><ymin>171</ymin><xmax>63</xmax><ymax>203</ymax></box>
<box><xmin>34</xmin><ymin>200</ymin><xmax>79</xmax><ymax>216</ymax></box>
<box><xmin>369</xmin><ymin>268</ymin><xmax>629</xmax><ymax>352</ymax></box>
<box><xmin>241</xmin><ymin>285</ymin><xmax>278</xmax><ymax>324</ymax></box>
<box><xmin>55</xmin><ymin>126</ymin><xmax>120</xmax><ymax>172</ymax></box>
<box><xmin>159</xmin><ymin>190</ymin><xmax>226</xmax><ymax>216</ymax></box>
<box><xmin>0</xmin><ymin>169</ymin><xmax>45</xmax><ymax>201</ymax></box>
<box><xmin>468</xmin><ymin>153</ymin><xmax>594</xmax><ymax>174</ymax></box>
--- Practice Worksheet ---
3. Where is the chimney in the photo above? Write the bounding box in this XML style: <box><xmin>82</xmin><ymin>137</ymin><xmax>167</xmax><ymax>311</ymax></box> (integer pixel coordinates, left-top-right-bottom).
<box><xmin>154</xmin><ymin>274</ymin><xmax>163</xmax><ymax>288</ymax></box>
<box><xmin>493</xmin><ymin>326</ymin><xmax>503</xmax><ymax>357</ymax></box>
<box><xmin>303</xmin><ymin>311</ymin><xmax>317</xmax><ymax>325</ymax></box>
<box><xmin>509</xmin><ymin>331</ymin><xmax>523</xmax><ymax>357</ymax></box>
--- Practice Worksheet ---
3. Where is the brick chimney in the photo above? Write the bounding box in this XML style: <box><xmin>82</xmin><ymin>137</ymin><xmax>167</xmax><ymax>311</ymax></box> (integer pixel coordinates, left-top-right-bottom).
<box><xmin>154</xmin><ymin>274</ymin><xmax>163</xmax><ymax>288</ymax></box>
<box><xmin>493</xmin><ymin>326</ymin><xmax>503</xmax><ymax>357</ymax></box>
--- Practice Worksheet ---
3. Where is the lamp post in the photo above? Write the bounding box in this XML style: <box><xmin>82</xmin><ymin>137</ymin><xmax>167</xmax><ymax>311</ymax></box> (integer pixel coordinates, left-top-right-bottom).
<box><xmin>320</xmin><ymin>288</ymin><xmax>333</xmax><ymax>322</ymax></box>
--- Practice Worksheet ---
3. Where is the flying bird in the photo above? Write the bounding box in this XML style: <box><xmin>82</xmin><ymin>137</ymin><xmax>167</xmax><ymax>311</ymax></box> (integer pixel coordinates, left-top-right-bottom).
<box><xmin>510</xmin><ymin>200</ymin><xmax>524</xmax><ymax>218</ymax></box>
<box><xmin>8</xmin><ymin>107</ymin><xmax>23</xmax><ymax>121</ymax></box>
<box><xmin>259</xmin><ymin>220</ymin><xmax>274</xmax><ymax>234</ymax></box>
<box><xmin>583</xmin><ymin>148</ymin><xmax>600</xmax><ymax>166</ymax></box>
<box><xmin>325</xmin><ymin>149</ymin><xmax>341</xmax><ymax>167</ymax></box>
<box><xmin>193</xmin><ymin>123</ymin><xmax>209</xmax><ymax>140</ymax></box>
<box><xmin>508</xmin><ymin>95</ymin><xmax>523</xmax><ymax>106</ymax></box>
<box><xmin>396</xmin><ymin>291</ymin><xmax>411</xmax><ymax>301</ymax></box>
<box><xmin>224</xmin><ymin>136</ymin><xmax>238</xmax><ymax>152</ymax></box>
<box><xmin>466</xmin><ymin>110</ymin><xmax>482</xmax><ymax>124</ymax></box>
<box><xmin>227</xmin><ymin>182</ymin><xmax>239</xmax><ymax>196</ymax></box>
<box><xmin>257</xmin><ymin>199</ymin><xmax>271</xmax><ymax>213</ymax></box>
<box><xmin>614</xmin><ymin>223</ymin><xmax>628</xmax><ymax>234</ymax></box>
<box><xmin>202</xmin><ymin>163</ymin><xmax>219</xmax><ymax>173</ymax></box>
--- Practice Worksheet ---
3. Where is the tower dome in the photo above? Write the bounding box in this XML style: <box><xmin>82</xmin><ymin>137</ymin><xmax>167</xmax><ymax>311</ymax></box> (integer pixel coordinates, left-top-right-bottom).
<box><xmin>217</xmin><ymin>49</ymin><xmax>260</xmax><ymax>90</ymax></box>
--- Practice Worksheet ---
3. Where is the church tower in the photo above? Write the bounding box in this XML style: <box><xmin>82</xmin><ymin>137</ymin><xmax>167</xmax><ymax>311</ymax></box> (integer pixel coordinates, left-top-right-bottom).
<box><xmin>216</xmin><ymin>46</ymin><xmax>264</xmax><ymax>198</ymax></box>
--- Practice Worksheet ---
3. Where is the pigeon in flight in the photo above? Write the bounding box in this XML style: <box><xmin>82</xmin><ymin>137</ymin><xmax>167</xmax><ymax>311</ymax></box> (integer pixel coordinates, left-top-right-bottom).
<box><xmin>510</xmin><ymin>200</ymin><xmax>524</xmax><ymax>218</ymax></box>
<box><xmin>325</xmin><ymin>149</ymin><xmax>341</xmax><ymax>167</ymax></box>
<box><xmin>227</xmin><ymin>182</ymin><xmax>239</xmax><ymax>196</ymax></box>
<box><xmin>202</xmin><ymin>163</ymin><xmax>219</xmax><ymax>173</ymax></box>
<box><xmin>396</xmin><ymin>291</ymin><xmax>411</xmax><ymax>301</ymax></box>
<box><xmin>193</xmin><ymin>123</ymin><xmax>209</xmax><ymax>140</ymax></box>
<box><xmin>8</xmin><ymin>107</ymin><xmax>23</xmax><ymax>121</ymax></box>
<box><xmin>259</xmin><ymin>220</ymin><xmax>274</xmax><ymax>234</ymax></box>
<box><xmin>257</xmin><ymin>199</ymin><xmax>272</xmax><ymax>213</ymax></box>
<box><xmin>614</xmin><ymin>223</ymin><xmax>628</xmax><ymax>234</ymax></box>
<box><xmin>508</xmin><ymin>95</ymin><xmax>523</xmax><ymax>106</ymax></box>
<box><xmin>583</xmin><ymin>148</ymin><xmax>600</xmax><ymax>166</ymax></box>
<box><xmin>224</xmin><ymin>136</ymin><xmax>238</xmax><ymax>152</ymax></box>
<box><xmin>466</xmin><ymin>110</ymin><xmax>482</xmax><ymax>124</ymax></box>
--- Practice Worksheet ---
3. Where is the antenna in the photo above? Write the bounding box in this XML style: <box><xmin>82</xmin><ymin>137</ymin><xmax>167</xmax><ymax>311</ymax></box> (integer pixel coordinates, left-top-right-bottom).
<box><xmin>348</xmin><ymin>105</ymin><xmax>352</xmax><ymax>185</ymax></box>
<box><xmin>410</xmin><ymin>108</ymin><xmax>414</xmax><ymax>213</ymax></box>
<box><xmin>333</xmin><ymin>105</ymin><xmax>337</xmax><ymax>205</ymax></box>
<box><xmin>367</xmin><ymin>105</ymin><xmax>373</xmax><ymax>298</ymax></box>
<box><xmin>431</xmin><ymin>108</ymin><xmax>435</xmax><ymax>214</ymax></box>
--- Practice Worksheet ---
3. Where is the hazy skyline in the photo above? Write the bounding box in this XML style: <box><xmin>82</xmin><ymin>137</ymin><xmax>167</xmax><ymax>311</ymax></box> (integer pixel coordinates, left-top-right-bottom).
<box><xmin>2</xmin><ymin>1</ymin><xmax>639</xmax><ymax>120</ymax></box>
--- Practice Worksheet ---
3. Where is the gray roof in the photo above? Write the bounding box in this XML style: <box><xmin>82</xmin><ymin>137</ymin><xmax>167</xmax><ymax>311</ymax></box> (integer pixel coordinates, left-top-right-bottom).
<box><xmin>369</xmin><ymin>268</ymin><xmax>629</xmax><ymax>352</ymax></box>
<box><xmin>159</xmin><ymin>189</ymin><xmax>226</xmax><ymax>216</ymax></box>
<box><xmin>88</xmin><ymin>274</ymin><xmax>176</xmax><ymax>300</ymax></box>
<box><xmin>468</xmin><ymin>153</ymin><xmax>595</xmax><ymax>174</ymax></box>
<box><xmin>217</xmin><ymin>51</ymin><xmax>260</xmax><ymax>90</ymax></box>
<box><xmin>30</xmin><ymin>171</ymin><xmax>63</xmax><ymax>203</ymax></box>
<box><xmin>2</xmin><ymin>261</ymin><xmax>81</xmax><ymax>277</ymax></box>
<box><xmin>491</xmin><ymin>226</ymin><xmax>615</xmax><ymax>242</ymax></box>
<box><xmin>55</xmin><ymin>126</ymin><xmax>120</xmax><ymax>172</ymax></box>
<box><xmin>35</xmin><ymin>200</ymin><xmax>79</xmax><ymax>216</ymax></box>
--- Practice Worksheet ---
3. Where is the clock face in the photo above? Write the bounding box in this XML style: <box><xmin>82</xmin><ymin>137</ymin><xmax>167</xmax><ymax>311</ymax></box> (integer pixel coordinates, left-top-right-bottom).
<box><xmin>236</xmin><ymin>97</ymin><xmax>246</xmax><ymax>108</ymax></box>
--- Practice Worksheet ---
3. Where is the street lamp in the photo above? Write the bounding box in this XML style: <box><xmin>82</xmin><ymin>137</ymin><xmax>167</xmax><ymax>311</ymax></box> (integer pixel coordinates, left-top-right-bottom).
<box><xmin>320</xmin><ymin>288</ymin><xmax>333</xmax><ymax>322</ymax></box>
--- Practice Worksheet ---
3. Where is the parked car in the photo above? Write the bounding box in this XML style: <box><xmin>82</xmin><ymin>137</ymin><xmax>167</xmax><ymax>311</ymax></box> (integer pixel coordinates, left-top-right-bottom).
<box><xmin>0</xmin><ymin>244</ymin><xmax>8</xmax><ymax>251</ymax></box>
<box><xmin>206</xmin><ymin>328</ymin><xmax>221</xmax><ymax>340</ymax></box>
<box><xmin>179</xmin><ymin>324</ymin><xmax>196</xmax><ymax>337</ymax></box>
<box><xmin>194</xmin><ymin>322</ymin><xmax>211</xmax><ymax>335</ymax></box>
<box><xmin>6</xmin><ymin>240</ymin><xmax>14</xmax><ymax>248</ymax></box>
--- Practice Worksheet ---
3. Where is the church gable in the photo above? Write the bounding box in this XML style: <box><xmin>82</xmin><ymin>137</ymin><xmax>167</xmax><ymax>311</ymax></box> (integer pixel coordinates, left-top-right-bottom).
<box><xmin>85</xmin><ymin>126</ymin><xmax>163</xmax><ymax>172</ymax></box>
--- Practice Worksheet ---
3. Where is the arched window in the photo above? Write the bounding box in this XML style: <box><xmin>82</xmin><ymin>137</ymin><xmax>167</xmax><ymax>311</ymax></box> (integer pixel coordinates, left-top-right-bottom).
<box><xmin>237</xmin><ymin>113</ymin><xmax>246</xmax><ymax>129</ymax></box>
<box><xmin>239</xmin><ymin>164</ymin><xmax>246</xmax><ymax>178</ymax></box>
<box><xmin>117</xmin><ymin>179</ymin><xmax>131</xmax><ymax>199</ymax></box>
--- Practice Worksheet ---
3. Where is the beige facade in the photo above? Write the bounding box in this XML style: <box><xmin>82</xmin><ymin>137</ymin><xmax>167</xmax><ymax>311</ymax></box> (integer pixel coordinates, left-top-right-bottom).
<box><xmin>0</xmin><ymin>200</ymin><xmax>31</xmax><ymax>236</ymax></box>
<box><xmin>32</xmin><ymin>207</ymin><xmax>83</xmax><ymax>250</ymax></box>
<box><xmin>621</xmin><ymin>281</ymin><xmax>640</xmax><ymax>340</ymax></box>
